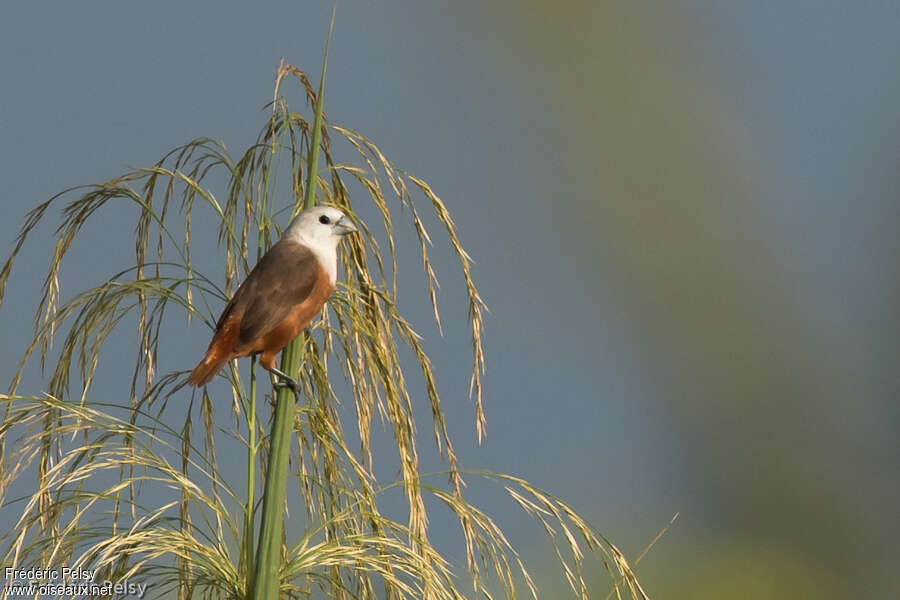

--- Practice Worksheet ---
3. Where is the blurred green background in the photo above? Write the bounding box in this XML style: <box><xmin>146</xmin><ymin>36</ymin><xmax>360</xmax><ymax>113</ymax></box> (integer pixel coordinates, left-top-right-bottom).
<box><xmin>2</xmin><ymin>2</ymin><xmax>897</xmax><ymax>598</ymax></box>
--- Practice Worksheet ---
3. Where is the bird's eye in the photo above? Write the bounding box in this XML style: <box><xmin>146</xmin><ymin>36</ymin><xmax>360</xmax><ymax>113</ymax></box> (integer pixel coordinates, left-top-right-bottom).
<box><xmin>319</xmin><ymin>215</ymin><xmax>331</xmax><ymax>225</ymax></box>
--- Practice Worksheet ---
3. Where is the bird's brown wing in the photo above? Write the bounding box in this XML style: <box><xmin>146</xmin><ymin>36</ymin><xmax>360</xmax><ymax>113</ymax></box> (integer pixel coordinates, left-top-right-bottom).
<box><xmin>212</xmin><ymin>240</ymin><xmax>320</xmax><ymax>349</ymax></box>
<box><xmin>187</xmin><ymin>240</ymin><xmax>321</xmax><ymax>386</ymax></box>
<box><xmin>234</xmin><ymin>240</ymin><xmax>320</xmax><ymax>346</ymax></box>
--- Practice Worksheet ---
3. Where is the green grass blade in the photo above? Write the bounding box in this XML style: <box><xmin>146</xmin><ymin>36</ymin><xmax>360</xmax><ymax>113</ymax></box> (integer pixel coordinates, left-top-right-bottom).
<box><xmin>253</xmin><ymin>9</ymin><xmax>335</xmax><ymax>600</ymax></box>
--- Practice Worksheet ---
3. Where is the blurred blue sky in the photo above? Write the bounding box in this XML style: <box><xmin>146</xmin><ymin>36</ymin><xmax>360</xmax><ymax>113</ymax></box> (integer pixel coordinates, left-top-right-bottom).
<box><xmin>2</xmin><ymin>2</ymin><xmax>898</xmax><ymax>598</ymax></box>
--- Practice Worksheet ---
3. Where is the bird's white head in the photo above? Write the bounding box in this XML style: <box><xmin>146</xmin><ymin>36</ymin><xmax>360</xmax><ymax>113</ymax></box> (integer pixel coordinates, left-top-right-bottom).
<box><xmin>282</xmin><ymin>206</ymin><xmax>357</xmax><ymax>249</ymax></box>
<box><xmin>282</xmin><ymin>206</ymin><xmax>357</xmax><ymax>282</ymax></box>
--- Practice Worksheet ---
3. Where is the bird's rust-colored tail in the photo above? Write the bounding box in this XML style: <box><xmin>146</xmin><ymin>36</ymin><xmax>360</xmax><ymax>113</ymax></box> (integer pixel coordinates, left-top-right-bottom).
<box><xmin>187</xmin><ymin>351</ymin><xmax>229</xmax><ymax>386</ymax></box>
<box><xmin>188</xmin><ymin>319</ymin><xmax>240</xmax><ymax>386</ymax></box>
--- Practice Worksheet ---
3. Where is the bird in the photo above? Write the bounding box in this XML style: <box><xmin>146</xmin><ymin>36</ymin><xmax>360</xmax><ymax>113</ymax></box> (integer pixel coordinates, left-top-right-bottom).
<box><xmin>187</xmin><ymin>205</ymin><xmax>357</xmax><ymax>391</ymax></box>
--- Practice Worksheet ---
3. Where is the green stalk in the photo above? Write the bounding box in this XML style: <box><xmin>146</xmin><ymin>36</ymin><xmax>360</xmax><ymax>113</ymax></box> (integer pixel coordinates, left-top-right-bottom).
<box><xmin>245</xmin><ymin>91</ymin><xmax>287</xmax><ymax>589</ymax></box>
<box><xmin>252</xmin><ymin>10</ymin><xmax>334</xmax><ymax>600</ymax></box>
<box><xmin>243</xmin><ymin>362</ymin><xmax>257</xmax><ymax>589</ymax></box>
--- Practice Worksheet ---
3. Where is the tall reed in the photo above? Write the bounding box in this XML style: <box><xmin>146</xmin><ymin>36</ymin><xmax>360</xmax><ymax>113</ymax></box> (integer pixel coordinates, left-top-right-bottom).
<box><xmin>0</xmin><ymin>44</ymin><xmax>648</xmax><ymax>599</ymax></box>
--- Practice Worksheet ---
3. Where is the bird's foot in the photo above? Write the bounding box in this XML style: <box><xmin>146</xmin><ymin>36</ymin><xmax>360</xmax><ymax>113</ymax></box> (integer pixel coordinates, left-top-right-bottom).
<box><xmin>267</xmin><ymin>367</ymin><xmax>301</xmax><ymax>399</ymax></box>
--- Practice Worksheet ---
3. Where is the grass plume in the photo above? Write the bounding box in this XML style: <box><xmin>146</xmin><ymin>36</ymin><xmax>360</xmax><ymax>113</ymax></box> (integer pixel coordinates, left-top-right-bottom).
<box><xmin>0</xmin><ymin>58</ymin><xmax>646</xmax><ymax>599</ymax></box>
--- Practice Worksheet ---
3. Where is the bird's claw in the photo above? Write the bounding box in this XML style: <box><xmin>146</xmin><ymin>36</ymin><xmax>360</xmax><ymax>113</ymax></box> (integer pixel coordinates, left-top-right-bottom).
<box><xmin>268</xmin><ymin>367</ymin><xmax>301</xmax><ymax>400</ymax></box>
<box><xmin>272</xmin><ymin>377</ymin><xmax>300</xmax><ymax>394</ymax></box>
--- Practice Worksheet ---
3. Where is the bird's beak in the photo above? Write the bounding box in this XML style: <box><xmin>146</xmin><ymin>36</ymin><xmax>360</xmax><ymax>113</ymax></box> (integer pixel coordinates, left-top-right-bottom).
<box><xmin>333</xmin><ymin>216</ymin><xmax>358</xmax><ymax>236</ymax></box>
